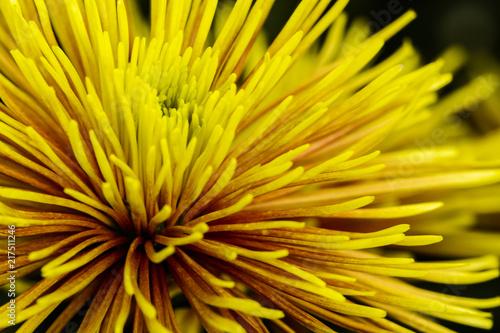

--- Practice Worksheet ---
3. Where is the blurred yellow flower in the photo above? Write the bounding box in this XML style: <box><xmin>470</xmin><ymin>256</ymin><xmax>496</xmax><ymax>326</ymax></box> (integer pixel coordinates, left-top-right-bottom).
<box><xmin>0</xmin><ymin>0</ymin><xmax>499</xmax><ymax>332</ymax></box>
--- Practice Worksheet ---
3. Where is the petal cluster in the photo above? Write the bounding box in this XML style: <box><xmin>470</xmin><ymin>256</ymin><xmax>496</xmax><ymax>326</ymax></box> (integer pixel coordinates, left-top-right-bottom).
<box><xmin>0</xmin><ymin>0</ymin><xmax>498</xmax><ymax>332</ymax></box>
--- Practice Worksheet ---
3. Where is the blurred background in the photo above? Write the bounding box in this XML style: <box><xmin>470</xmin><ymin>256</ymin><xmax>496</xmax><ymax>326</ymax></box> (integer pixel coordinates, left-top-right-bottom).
<box><xmin>266</xmin><ymin>0</ymin><xmax>500</xmax><ymax>63</ymax></box>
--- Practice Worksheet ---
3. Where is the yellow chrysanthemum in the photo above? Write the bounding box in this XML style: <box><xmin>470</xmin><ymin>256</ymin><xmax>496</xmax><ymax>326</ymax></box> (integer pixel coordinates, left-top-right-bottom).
<box><xmin>0</xmin><ymin>0</ymin><xmax>499</xmax><ymax>332</ymax></box>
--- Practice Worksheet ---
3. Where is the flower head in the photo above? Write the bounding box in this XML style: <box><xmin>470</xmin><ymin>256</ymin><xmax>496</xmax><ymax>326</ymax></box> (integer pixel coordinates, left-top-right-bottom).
<box><xmin>0</xmin><ymin>0</ymin><xmax>499</xmax><ymax>332</ymax></box>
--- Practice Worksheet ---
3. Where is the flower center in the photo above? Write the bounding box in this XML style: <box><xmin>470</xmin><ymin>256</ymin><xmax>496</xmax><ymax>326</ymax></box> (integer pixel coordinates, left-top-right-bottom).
<box><xmin>101</xmin><ymin>34</ymin><xmax>239</xmax><ymax>246</ymax></box>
